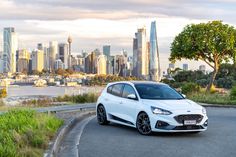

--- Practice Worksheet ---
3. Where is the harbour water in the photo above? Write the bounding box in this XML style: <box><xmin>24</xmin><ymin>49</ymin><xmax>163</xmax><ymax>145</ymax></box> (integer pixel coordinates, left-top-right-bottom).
<box><xmin>6</xmin><ymin>86</ymin><xmax>105</xmax><ymax>98</ymax></box>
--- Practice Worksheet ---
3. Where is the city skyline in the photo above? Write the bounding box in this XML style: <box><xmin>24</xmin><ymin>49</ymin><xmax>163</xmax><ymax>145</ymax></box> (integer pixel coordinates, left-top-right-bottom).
<box><xmin>1</xmin><ymin>0</ymin><xmax>236</xmax><ymax>71</ymax></box>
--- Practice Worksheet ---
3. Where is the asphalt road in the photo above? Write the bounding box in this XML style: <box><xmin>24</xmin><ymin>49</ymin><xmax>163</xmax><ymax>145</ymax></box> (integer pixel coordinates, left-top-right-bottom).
<box><xmin>79</xmin><ymin>107</ymin><xmax>236</xmax><ymax>157</ymax></box>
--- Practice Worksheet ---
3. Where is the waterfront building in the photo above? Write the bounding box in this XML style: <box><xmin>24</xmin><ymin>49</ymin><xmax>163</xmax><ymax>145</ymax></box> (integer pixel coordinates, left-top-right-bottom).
<box><xmin>103</xmin><ymin>45</ymin><xmax>111</xmax><ymax>57</ymax></box>
<box><xmin>183</xmin><ymin>64</ymin><xmax>188</xmax><ymax>71</ymax></box>
<box><xmin>32</xmin><ymin>50</ymin><xmax>44</xmax><ymax>72</ymax></box>
<box><xmin>106</xmin><ymin>56</ymin><xmax>114</xmax><ymax>75</ymax></box>
<box><xmin>58</xmin><ymin>43</ymin><xmax>69</xmax><ymax>69</ymax></box>
<box><xmin>16</xmin><ymin>49</ymin><xmax>30</xmax><ymax>73</ymax></box>
<box><xmin>55</xmin><ymin>59</ymin><xmax>65</xmax><ymax>70</ymax></box>
<box><xmin>49</xmin><ymin>41</ymin><xmax>58</xmax><ymax>72</ymax></box>
<box><xmin>3</xmin><ymin>27</ymin><xmax>18</xmax><ymax>73</ymax></box>
<box><xmin>97</xmin><ymin>55</ymin><xmax>107</xmax><ymax>75</ymax></box>
<box><xmin>38</xmin><ymin>43</ymin><xmax>49</xmax><ymax>71</ymax></box>
<box><xmin>149</xmin><ymin>21</ymin><xmax>161</xmax><ymax>81</ymax></box>
<box><xmin>133</xmin><ymin>27</ymin><xmax>149</xmax><ymax>79</ymax></box>
<box><xmin>114</xmin><ymin>54</ymin><xmax>126</xmax><ymax>76</ymax></box>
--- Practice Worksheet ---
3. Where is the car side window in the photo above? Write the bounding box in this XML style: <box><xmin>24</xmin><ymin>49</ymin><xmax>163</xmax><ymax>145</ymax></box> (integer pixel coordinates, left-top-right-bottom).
<box><xmin>122</xmin><ymin>85</ymin><xmax>137</xmax><ymax>98</ymax></box>
<box><xmin>111</xmin><ymin>84</ymin><xmax>124</xmax><ymax>97</ymax></box>
<box><xmin>107</xmin><ymin>85</ymin><xmax>113</xmax><ymax>94</ymax></box>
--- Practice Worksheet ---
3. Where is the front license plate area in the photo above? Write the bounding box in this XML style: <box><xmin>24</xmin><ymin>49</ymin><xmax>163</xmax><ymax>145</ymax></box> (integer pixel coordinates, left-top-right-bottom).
<box><xmin>184</xmin><ymin>120</ymin><xmax>196</xmax><ymax>125</ymax></box>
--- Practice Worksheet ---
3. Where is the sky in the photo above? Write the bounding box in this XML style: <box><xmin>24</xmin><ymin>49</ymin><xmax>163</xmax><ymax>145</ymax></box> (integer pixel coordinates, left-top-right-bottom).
<box><xmin>0</xmin><ymin>0</ymin><xmax>236</xmax><ymax>72</ymax></box>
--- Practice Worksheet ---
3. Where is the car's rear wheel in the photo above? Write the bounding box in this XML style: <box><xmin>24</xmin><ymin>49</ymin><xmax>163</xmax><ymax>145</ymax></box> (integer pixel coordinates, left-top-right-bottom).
<box><xmin>136</xmin><ymin>112</ymin><xmax>152</xmax><ymax>135</ymax></box>
<box><xmin>97</xmin><ymin>105</ymin><xmax>109</xmax><ymax>125</ymax></box>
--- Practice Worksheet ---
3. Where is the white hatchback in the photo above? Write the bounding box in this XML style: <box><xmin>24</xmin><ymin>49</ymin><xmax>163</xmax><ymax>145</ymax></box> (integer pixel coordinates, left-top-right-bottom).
<box><xmin>96</xmin><ymin>81</ymin><xmax>208</xmax><ymax>135</ymax></box>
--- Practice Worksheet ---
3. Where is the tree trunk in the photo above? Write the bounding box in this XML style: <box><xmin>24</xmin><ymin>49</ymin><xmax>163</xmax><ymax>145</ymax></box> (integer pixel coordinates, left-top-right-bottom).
<box><xmin>206</xmin><ymin>64</ymin><xmax>219</xmax><ymax>92</ymax></box>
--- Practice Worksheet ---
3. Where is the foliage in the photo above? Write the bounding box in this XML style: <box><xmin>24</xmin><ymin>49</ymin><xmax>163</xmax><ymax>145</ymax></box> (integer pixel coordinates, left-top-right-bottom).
<box><xmin>181</xmin><ymin>82</ymin><xmax>201</xmax><ymax>94</ymax></box>
<box><xmin>188</xmin><ymin>92</ymin><xmax>236</xmax><ymax>105</ymax></box>
<box><xmin>0</xmin><ymin>110</ymin><xmax>63</xmax><ymax>157</ymax></box>
<box><xmin>173</xmin><ymin>70</ymin><xmax>207</xmax><ymax>82</ymax></box>
<box><xmin>216</xmin><ymin>76</ymin><xmax>234</xmax><ymax>89</ymax></box>
<box><xmin>0</xmin><ymin>88</ymin><xmax>7</xmax><ymax>98</ymax></box>
<box><xmin>87</xmin><ymin>75</ymin><xmax>141</xmax><ymax>86</ymax></box>
<box><xmin>230</xmin><ymin>86</ymin><xmax>236</xmax><ymax>99</ymax></box>
<box><xmin>170</xmin><ymin>21</ymin><xmax>236</xmax><ymax>91</ymax></box>
<box><xmin>55</xmin><ymin>93</ymin><xmax>99</xmax><ymax>103</ymax></box>
<box><xmin>196</xmin><ymin>79</ymin><xmax>209</xmax><ymax>87</ymax></box>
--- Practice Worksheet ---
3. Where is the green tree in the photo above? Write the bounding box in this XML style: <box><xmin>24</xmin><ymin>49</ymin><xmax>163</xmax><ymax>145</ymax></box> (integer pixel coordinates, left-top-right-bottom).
<box><xmin>170</xmin><ymin>21</ymin><xmax>236</xmax><ymax>91</ymax></box>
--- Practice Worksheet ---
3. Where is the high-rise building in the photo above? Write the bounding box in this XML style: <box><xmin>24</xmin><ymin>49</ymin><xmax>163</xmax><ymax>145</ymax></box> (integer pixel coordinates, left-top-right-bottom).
<box><xmin>106</xmin><ymin>56</ymin><xmax>114</xmax><ymax>75</ymax></box>
<box><xmin>85</xmin><ymin>52</ymin><xmax>96</xmax><ymax>74</ymax></box>
<box><xmin>103</xmin><ymin>45</ymin><xmax>111</xmax><ymax>57</ymax></box>
<box><xmin>32</xmin><ymin>50</ymin><xmax>44</xmax><ymax>72</ymax></box>
<box><xmin>3</xmin><ymin>27</ymin><xmax>18</xmax><ymax>73</ymax></box>
<box><xmin>114</xmin><ymin>55</ymin><xmax>126</xmax><ymax>76</ymax></box>
<box><xmin>149</xmin><ymin>21</ymin><xmax>161</xmax><ymax>81</ymax></box>
<box><xmin>55</xmin><ymin>59</ymin><xmax>65</xmax><ymax>70</ymax></box>
<box><xmin>97</xmin><ymin>55</ymin><xmax>107</xmax><ymax>75</ymax></box>
<box><xmin>183</xmin><ymin>64</ymin><xmax>188</xmax><ymax>71</ymax></box>
<box><xmin>38</xmin><ymin>43</ymin><xmax>49</xmax><ymax>71</ymax></box>
<box><xmin>58</xmin><ymin>43</ymin><xmax>69</xmax><ymax>69</ymax></box>
<box><xmin>0</xmin><ymin>51</ymin><xmax>3</xmax><ymax>73</ymax></box>
<box><xmin>49</xmin><ymin>41</ymin><xmax>58</xmax><ymax>71</ymax></box>
<box><xmin>16</xmin><ymin>49</ymin><xmax>30</xmax><ymax>73</ymax></box>
<box><xmin>67</xmin><ymin>36</ymin><xmax>72</xmax><ymax>69</ymax></box>
<box><xmin>133</xmin><ymin>27</ymin><xmax>149</xmax><ymax>79</ymax></box>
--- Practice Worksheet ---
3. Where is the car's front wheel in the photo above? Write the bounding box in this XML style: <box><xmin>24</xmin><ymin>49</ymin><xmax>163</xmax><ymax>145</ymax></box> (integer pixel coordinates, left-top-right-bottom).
<box><xmin>136</xmin><ymin>112</ymin><xmax>152</xmax><ymax>135</ymax></box>
<box><xmin>97</xmin><ymin>105</ymin><xmax>109</xmax><ymax>125</ymax></box>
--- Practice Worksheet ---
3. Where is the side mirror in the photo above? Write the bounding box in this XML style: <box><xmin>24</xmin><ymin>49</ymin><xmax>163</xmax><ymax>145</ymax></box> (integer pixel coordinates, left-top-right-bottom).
<box><xmin>182</xmin><ymin>94</ymin><xmax>186</xmax><ymax>98</ymax></box>
<box><xmin>127</xmin><ymin>94</ymin><xmax>137</xmax><ymax>100</ymax></box>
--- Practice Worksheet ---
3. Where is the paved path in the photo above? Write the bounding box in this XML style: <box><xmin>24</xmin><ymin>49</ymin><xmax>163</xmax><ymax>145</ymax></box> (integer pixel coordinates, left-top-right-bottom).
<box><xmin>79</xmin><ymin>107</ymin><xmax>236</xmax><ymax>157</ymax></box>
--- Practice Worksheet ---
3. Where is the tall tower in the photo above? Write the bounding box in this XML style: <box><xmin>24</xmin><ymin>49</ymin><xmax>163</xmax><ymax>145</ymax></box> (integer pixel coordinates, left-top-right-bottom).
<box><xmin>132</xmin><ymin>27</ymin><xmax>148</xmax><ymax>79</ymax></box>
<box><xmin>67</xmin><ymin>36</ymin><xmax>72</xmax><ymax>69</ymax></box>
<box><xmin>149</xmin><ymin>21</ymin><xmax>161</xmax><ymax>81</ymax></box>
<box><xmin>3</xmin><ymin>27</ymin><xmax>18</xmax><ymax>73</ymax></box>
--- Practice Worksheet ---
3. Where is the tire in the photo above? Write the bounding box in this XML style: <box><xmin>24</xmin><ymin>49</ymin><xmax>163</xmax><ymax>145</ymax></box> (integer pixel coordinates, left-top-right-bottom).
<box><xmin>97</xmin><ymin>105</ymin><xmax>109</xmax><ymax>125</ymax></box>
<box><xmin>136</xmin><ymin>112</ymin><xmax>152</xmax><ymax>135</ymax></box>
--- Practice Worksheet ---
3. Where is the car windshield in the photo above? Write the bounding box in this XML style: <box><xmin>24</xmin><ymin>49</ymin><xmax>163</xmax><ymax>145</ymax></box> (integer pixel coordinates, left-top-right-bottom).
<box><xmin>135</xmin><ymin>84</ymin><xmax>184</xmax><ymax>100</ymax></box>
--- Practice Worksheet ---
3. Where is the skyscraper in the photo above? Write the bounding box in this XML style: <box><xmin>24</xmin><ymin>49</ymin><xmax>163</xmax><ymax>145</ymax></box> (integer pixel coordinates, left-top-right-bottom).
<box><xmin>97</xmin><ymin>55</ymin><xmax>107</xmax><ymax>75</ymax></box>
<box><xmin>3</xmin><ymin>27</ymin><xmax>18</xmax><ymax>73</ymax></box>
<box><xmin>149</xmin><ymin>21</ymin><xmax>161</xmax><ymax>81</ymax></box>
<box><xmin>0</xmin><ymin>51</ymin><xmax>3</xmax><ymax>73</ymax></box>
<box><xmin>67</xmin><ymin>36</ymin><xmax>72</xmax><ymax>69</ymax></box>
<box><xmin>32</xmin><ymin>50</ymin><xmax>44</xmax><ymax>72</ymax></box>
<box><xmin>16</xmin><ymin>49</ymin><xmax>30</xmax><ymax>73</ymax></box>
<box><xmin>133</xmin><ymin>27</ymin><xmax>149</xmax><ymax>79</ymax></box>
<box><xmin>49</xmin><ymin>41</ymin><xmax>58</xmax><ymax>71</ymax></box>
<box><xmin>58</xmin><ymin>43</ymin><xmax>69</xmax><ymax>69</ymax></box>
<box><xmin>103</xmin><ymin>45</ymin><xmax>111</xmax><ymax>57</ymax></box>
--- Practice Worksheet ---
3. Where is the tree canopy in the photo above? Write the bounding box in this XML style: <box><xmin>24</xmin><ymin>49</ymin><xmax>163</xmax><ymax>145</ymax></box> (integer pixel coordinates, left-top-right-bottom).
<box><xmin>170</xmin><ymin>21</ymin><xmax>236</xmax><ymax>91</ymax></box>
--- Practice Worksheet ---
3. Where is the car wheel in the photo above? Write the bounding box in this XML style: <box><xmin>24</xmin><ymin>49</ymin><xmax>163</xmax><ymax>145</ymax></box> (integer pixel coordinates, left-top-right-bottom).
<box><xmin>97</xmin><ymin>105</ymin><xmax>109</xmax><ymax>125</ymax></box>
<box><xmin>136</xmin><ymin>112</ymin><xmax>152</xmax><ymax>135</ymax></box>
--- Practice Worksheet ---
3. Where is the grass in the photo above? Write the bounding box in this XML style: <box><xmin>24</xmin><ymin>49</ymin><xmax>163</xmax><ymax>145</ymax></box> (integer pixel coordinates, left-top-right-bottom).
<box><xmin>0</xmin><ymin>109</ymin><xmax>63</xmax><ymax>157</ymax></box>
<box><xmin>55</xmin><ymin>93</ymin><xmax>99</xmax><ymax>104</ymax></box>
<box><xmin>188</xmin><ymin>92</ymin><xmax>236</xmax><ymax>105</ymax></box>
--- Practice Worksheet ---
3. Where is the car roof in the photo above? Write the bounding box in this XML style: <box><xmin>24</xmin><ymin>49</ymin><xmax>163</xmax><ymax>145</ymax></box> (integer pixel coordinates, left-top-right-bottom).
<box><xmin>107</xmin><ymin>81</ymin><xmax>167</xmax><ymax>87</ymax></box>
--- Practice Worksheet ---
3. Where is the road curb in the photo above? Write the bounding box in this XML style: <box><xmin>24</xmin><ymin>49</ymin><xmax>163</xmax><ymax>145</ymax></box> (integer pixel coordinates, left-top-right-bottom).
<box><xmin>199</xmin><ymin>103</ymin><xmax>236</xmax><ymax>108</ymax></box>
<box><xmin>46</xmin><ymin>110</ymin><xmax>96</xmax><ymax>157</ymax></box>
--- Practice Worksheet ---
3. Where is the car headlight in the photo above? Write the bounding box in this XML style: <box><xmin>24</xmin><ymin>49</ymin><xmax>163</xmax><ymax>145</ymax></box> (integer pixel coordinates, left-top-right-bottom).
<box><xmin>151</xmin><ymin>106</ymin><xmax>172</xmax><ymax>115</ymax></box>
<box><xmin>202</xmin><ymin>107</ymin><xmax>207</xmax><ymax>115</ymax></box>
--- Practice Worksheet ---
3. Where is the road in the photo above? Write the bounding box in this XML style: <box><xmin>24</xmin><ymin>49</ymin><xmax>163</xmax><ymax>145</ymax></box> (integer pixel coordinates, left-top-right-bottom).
<box><xmin>79</xmin><ymin>107</ymin><xmax>236</xmax><ymax>157</ymax></box>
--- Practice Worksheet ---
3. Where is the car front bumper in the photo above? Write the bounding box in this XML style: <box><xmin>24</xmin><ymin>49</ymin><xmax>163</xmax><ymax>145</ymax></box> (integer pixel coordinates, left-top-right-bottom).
<box><xmin>149</xmin><ymin>112</ymin><xmax>208</xmax><ymax>133</ymax></box>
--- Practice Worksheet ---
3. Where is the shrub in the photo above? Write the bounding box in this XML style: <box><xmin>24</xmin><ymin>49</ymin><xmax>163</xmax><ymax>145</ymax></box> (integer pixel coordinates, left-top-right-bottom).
<box><xmin>181</xmin><ymin>82</ymin><xmax>201</xmax><ymax>94</ymax></box>
<box><xmin>230</xmin><ymin>86</ymin><xmax>236</xmax><ymax>99</ymax></box>
<box><xmin>0</xmin><ymin>88</ymin><xmax>7</xmax><ymax>98</ymax></box>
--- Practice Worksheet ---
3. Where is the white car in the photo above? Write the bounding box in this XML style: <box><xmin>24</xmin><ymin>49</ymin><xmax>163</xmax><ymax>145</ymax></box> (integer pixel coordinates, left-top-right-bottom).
<box><xmin>96</xmin><ymin>81</ymin><xmax>208</xmax><ymax>135</ymax></box>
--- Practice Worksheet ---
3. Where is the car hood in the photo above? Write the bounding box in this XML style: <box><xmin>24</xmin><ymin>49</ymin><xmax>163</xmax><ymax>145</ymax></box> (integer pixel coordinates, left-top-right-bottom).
<box><xmin>141</xmin><ymin>99</ymin><xmax>203</xmax><ymax>111</ymax></box>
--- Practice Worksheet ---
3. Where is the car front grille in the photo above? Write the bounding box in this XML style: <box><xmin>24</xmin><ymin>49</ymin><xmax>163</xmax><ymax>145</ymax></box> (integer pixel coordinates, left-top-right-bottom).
<box><xmin>174</xmin><ymin>114</ymin><xmax>203</xmax><ymax>124</ymax></box>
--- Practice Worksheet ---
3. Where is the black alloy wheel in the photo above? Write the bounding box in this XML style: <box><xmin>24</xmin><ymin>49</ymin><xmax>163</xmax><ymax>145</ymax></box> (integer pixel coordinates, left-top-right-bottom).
<box><xmin>136</xmin><ymin>112</ymin><xmax>152</xmax><ymax>135</ymax></box>
<box><xmin>97</xmin><ymin>105</ymin><xmax>109</xmax><ymax>125</ymax></box>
